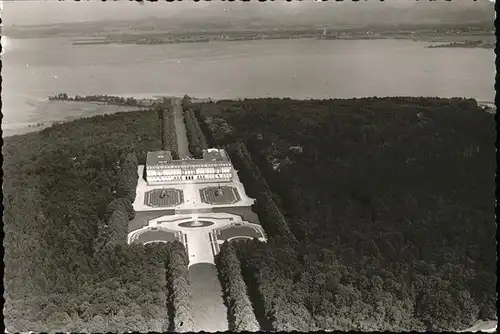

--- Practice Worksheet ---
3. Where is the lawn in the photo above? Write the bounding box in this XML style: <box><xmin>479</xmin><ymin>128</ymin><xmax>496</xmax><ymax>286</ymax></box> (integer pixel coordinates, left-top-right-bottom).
<box><xmin>188</xmin><ymin>263</ymin><xmax>229</xmax><ymax>332</ymax></box>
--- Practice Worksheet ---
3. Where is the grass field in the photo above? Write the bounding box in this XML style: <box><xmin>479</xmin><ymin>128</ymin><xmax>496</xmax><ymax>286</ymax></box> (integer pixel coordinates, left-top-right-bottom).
<box><xmin>188</xmin><ymin>263</ymin><xmax>229</xmax><ymax>332</ymax></box>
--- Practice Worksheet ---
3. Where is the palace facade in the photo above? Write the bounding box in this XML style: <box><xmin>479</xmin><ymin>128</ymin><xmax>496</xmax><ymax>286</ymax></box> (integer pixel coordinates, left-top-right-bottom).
<box><xmin>146</xmin><ymin>148</ymin><xmax>233</xmax><ymax>185</ymax></box>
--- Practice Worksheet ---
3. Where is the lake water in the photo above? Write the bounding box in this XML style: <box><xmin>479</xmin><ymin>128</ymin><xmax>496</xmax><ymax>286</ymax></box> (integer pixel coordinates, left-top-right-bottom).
<box><xmin>1</xmin><ymin>37</ymin><xmax>495</xmax><ymax>134</ymax></box>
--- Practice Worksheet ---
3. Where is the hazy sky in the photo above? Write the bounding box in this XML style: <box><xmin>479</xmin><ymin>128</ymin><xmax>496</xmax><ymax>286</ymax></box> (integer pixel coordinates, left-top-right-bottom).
<box><xmin>1</xmin><ymin>0</ymin><xmax>494</xmax><ymax>26</ymax></box>
<box><xmin>2</xmin><ymin>1</ymin><xmax>208</xmax><ymax>26</ymax></box>
<box><xmin>4</xmin><ymin>0</ymin><xmax>300</xmax><ymax>26</ymax></box>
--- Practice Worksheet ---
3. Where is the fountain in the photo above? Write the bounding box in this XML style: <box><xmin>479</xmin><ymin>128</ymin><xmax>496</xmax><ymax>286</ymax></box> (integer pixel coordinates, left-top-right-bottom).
<box><xmin>190</xmin><ymin>220</ymin><xmax>203</xmax><ymax>227</ymax></box>
<box><xmin>178</xmin><ymin>219</ymin><xmax>215</xmax><ymax>228</ymax></box>
<box><xmin>215</xmin><ymin>185</ymin><xmax>223</xmax><ymax>196</ymax></box>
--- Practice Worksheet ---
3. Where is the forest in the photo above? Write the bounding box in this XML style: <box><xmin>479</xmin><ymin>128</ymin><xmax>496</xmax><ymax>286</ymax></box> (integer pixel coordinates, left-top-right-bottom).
<box><xmin>3</xmin><ymin>96</ymin><xmax>496</xmax><ymax>332</ymax></box>
<box><xmin>2</xmin><ymin>108</ymin><xmax>191</xmax><ymax>332</ymax></box>
<box><xmin>193</xmin><ymin>96</ymin><xmax>497</xmax><ymax>331</ymax></box>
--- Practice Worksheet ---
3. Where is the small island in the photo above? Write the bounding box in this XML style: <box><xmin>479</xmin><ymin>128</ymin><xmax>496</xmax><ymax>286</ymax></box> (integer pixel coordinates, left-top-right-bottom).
<box><xmin>428</xmin><ymin>40</ymin><xmax>494</xmax><ymax>49</ymax></box>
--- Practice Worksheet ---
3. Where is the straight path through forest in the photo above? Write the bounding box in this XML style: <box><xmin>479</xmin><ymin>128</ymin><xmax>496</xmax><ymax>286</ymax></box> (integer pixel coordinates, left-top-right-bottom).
<box><xmin>169</xmin><ymin>96</ymin><xmax>229</xmax><ymax>332</ymax></box>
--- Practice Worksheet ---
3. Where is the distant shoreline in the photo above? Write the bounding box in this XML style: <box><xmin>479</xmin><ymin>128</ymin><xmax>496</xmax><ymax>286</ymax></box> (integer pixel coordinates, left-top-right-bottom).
<box><xmin>70</xmin><ymin>32</ymin><xmax>494</xmax><ymax>47</ymax></box>
<box><xmin>3</xmin><ymin>95</ymin><xmax>494</xmax><ymax>139</ymax></box>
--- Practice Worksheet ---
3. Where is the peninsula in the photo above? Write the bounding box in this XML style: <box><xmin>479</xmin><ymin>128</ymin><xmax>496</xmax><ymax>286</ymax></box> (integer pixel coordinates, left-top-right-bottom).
<box><xmin>428</xmin><ymin>40</ymin><xmax>494</xmax><ymax>49</ymax></box>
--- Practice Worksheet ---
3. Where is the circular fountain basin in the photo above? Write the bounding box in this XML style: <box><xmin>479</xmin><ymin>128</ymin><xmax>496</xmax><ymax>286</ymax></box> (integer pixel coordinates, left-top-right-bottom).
<box><xmin>178</xmin><ymin>220</ymin><xmax>215</xmax><ymax>228</ymax></box>
<box><xmin>228</xmin><ymin>236</ymin><xmax>254</xmax><ymax>242</ymax></box>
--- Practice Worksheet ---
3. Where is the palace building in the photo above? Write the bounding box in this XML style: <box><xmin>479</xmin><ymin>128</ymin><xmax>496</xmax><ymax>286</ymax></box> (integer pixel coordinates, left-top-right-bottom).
<box><xmin>130</xmin><ymin>147</ymin><xmax>266</xmax><ymax>265</ymax></box>
<box><xmin>146</xmin><ymin>148</ymin><xmax>234</xmax><ymax>185</ymax></box>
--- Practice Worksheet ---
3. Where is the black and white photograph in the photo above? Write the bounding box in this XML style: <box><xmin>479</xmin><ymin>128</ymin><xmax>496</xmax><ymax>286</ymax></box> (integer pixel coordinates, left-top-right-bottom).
<box><xmin>1</xmin><ymin>0</ymin><xmax>497</xmax><ymax>332</ymax></box>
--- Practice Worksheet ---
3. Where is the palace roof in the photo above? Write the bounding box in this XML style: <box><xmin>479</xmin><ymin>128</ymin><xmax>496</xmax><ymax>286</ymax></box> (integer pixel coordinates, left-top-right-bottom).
<box><xmin>146</xmin><ymin>149</ymin><xmax>231</xmax><ymax>167</ymax></box>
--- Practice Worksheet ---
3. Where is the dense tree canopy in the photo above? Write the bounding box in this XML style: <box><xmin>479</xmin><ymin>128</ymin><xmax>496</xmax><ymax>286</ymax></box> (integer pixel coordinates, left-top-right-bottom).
<box><xmin>3</xmin><ymin>109</ymin><xmax>169</xmax><ymax>332</ymax></box>
<box><xmin>3</xmin><ymin>96</ymin><xmax>495</xmax><ymax>332</ymax></box>
<box><xmin>196</xmin><ymin>97</ymin><xmax>496</xmax><ymax>331</ymax></box>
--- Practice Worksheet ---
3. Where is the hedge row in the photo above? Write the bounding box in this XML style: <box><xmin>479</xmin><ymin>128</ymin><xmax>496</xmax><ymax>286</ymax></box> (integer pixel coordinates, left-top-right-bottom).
<box><xmin>192</xmin><ymin>104</ymin><xmax>218</xmax><ymax>148</ymax></box>
<box><xmin>95</xmin><ymin>152</ymin><xmax>138</xmax><ymax>252</ymax></box>
<box><xmin>94</xmin><ymin>198</ymin><xmax>132</xmax><ymax>252</ymax></box>
<box><xmin>226</xmin><ymin>142</ymin><xmax>274</xmax><ymax>198</ymax></box>
<box><xmin>144</xmin><ymin>241</ymin><xmax>193</xmax><ymax>333</ymax></box>
<box><xmin>104</xmin><ymin>197</ymin><xmax>135</xmax><ymax>222</ymax></box>
<box><xmin>165</xmin><ymin>241</ymin><xmax>194</xmax><ymax>333</ymax></box>
<box><xmin>184</xmin><ymin>108</ymin><xmax>208</xmax><ymax>158</ymax></box>
<box><xmin>253</xmin><ymin>192</ymin><xmax>297</xmax><ymax>243</ymax></box>
<box><xmin>116</xmin><ymin>152</ymin><xmax>139</xmax><ymax>204</ymax></box>
<box><xmin>215</xmin><ymin>242</ymin><xmax>260</xmax><ymax>332</ymax></box>
<box><xmin>226</xmin><ymin>142</ymin><xmax>297</xmax><ymax>243</ymax></box>
<box><xmin>156</xmin><ymin>100</ymin><xmax>179</xmax><ymax>160</ymax></box>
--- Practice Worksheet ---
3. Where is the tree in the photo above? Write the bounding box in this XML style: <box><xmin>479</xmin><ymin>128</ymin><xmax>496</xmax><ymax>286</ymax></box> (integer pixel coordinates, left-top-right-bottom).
<box><xmin>45</xmin><ymin>311</ymin><xmax>73</xmax><ymax>332</ymax></box>
<box><xmin>164</xmin><ymin>242</ymin><xmax>193</xmax><ymax>333</ymax></box>
<box><xmin>87</xmin><ymin>314</ymin><xmax>107</xmax><ymax>333</ymax></box>
<box><xmin>216</xmin><ymin>242</ymin><xmax>260</xmax><ymax>332</ymax></box>
<box><xmin>105</xmin><ymin>198</ymin><xmax>134</xmax><ymax>222</ymax></box>
<box><xmin>416</xmin><ymin>285</ymin><xmax>480</xmax><ymax>330</ymax></box>
<box><xmin>182</xmin><ymin>95</ymin><xmax>192</xmax><ymax>110</ymax></box>
<box><xmin>116</xmin><ymin>153</ymin><xmax>139</xmax><ymax>203</ymax></box>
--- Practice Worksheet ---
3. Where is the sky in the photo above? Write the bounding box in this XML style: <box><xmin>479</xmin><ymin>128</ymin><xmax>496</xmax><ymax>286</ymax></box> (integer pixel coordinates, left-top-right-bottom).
<box><xmin>1</xmin><ymin>0</ymin><xmax>494</xmax><ymax>27</ymax></box>
<box><xmin>2</xmin><ymin>0</ymin><xmax>206</xmax><ymax>26</ymax></box>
